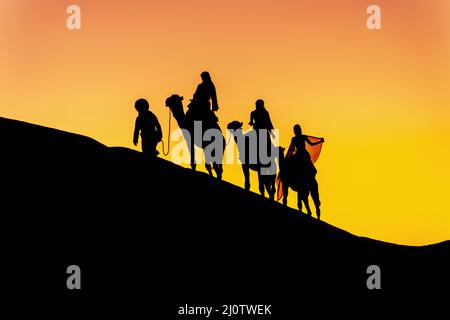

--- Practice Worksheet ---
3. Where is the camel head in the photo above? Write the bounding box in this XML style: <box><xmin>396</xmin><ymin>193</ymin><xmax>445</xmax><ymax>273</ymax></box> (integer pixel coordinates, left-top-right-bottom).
<box><xmin>165</xmin><ymin>94</ymin><xmax>183</xmax><ymax>110</ymax></box>
<box><xmin>227</xmin><ymin>121</ymin><xmax>243</xmax><ymax>133</ymax></box>
<box><xmin>165</xmin><ymin>94</ymin><xmax>186</xmax><ymax>125</ymax></box>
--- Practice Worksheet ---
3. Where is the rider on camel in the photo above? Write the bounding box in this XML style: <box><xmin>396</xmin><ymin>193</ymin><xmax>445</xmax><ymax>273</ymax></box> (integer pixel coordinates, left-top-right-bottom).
<box><xmin>190</xmin><ymin>71</ymin><xmax>219</xmax><ymax>124</ymax></box>
<box><xmin>249</xmin><ymin>99</ymin><xmax>275</xmax><ymax>161</ymax></box>
<box><xmin>286</xmin><ymin>124</ymin><xmax>324</xmax><ymax>177</ymax></box>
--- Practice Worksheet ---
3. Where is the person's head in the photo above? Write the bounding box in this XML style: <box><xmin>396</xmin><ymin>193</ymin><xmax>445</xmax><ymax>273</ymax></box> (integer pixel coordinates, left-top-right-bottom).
<box><xmin>255</xmin><ymin>99</ymin><xmax>265</xmax><ymax>111</ymax></box>
<box><xmin>135</xmin><ymin>98</ymin><xmax>149</xmax><ymax>113</ymax></box>
<box><xmin>201</xmin><ymin>71</ymin><xmax>211</xmax><ymax>82</ymax></box>
<box><xmin>293</xmin><ymin>124</ymin><xmax>302</xmax><ymax>136</ymax></box>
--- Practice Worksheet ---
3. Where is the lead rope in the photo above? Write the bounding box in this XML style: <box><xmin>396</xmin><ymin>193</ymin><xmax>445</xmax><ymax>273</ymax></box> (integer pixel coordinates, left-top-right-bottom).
<box><xmin>161</xmin><ymin>109</ymin><xmax>172</xmax><ymax>156</ymax></box>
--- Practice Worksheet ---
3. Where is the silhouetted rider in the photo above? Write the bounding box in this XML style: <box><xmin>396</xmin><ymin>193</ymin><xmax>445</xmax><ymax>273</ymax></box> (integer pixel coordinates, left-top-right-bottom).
<box><xmin>194</xmin><ymin>71</ymin><xmax>219</xmax><ymax>112</ymax></box>
<box><xmin>249</xmin><ymin>99</ymin><xmax>275</xmax><ymax>160</ymax></box>
<box><xmin>190</xmin><ymin>71</ymin><xmax>219</xmax><ymax>123</ymax></box>
<box><xmin>249</xmin><ymin>99</ymin><xmax>274</xmax><ymax>136</ymax></box>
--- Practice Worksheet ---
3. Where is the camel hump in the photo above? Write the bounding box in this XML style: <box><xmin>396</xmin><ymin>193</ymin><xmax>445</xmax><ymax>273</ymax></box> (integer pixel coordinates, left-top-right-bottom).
<box><xmin>187</xmin><ymin>99</ymin><xmax>219</xmax><ymax>125</ymax></box>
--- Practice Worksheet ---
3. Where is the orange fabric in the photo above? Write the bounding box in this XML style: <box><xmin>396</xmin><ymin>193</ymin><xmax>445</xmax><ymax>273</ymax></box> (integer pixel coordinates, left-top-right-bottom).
<box><xmin>276</xmin><ymin>136</ymin><xmax>323</xmax><ymax>201</ymax></box>
<box><xmin>276</xmin><ymin>176</ymin><xmax>283</xmax><ymax>201</ymax></box>
<box><xmin>306</xmin><ymin>136</ymin><xmax>323</xmax><ymax>164</ymax></box>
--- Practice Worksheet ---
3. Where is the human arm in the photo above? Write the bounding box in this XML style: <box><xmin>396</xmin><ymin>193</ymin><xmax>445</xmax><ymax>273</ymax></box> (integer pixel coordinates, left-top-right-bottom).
<box><xmin>155</xmin><ymin>116</ymin><xmax>163</xmax><ymax>142</ymax></box>
<box><xmin>210</xmin><ymin>82</ymin><xmax>219</xmax><ymax>111</ymax></box>
<box><xmin>249</xmin><ymin>111</ymin><xmax>255</xmax><ymax>126</ymax></box>
<box><xmin>193</xmin><ymin>83</ymin><xmax>201</xmax><ymax>99</ymax></box>
<box><xmin>285</xmin><ymin>137</ymin><xmax>296</xmax><ymax>158</ymax></box>
<box><xmin>267</xmin><ymin>111</ymin><xmax>275</xmax><ymax>137</ymax></box>
<box><xmin>133</xmin><ymin>118</ymin><xmax>140</xmax><ymax>146</ymax></box>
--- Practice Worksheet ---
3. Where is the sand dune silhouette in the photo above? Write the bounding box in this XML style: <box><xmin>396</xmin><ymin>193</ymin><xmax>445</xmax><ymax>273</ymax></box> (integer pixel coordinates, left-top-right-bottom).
<box><xmin>1</xmin><ymin>117</ymin><xmax>449</xmax><ymax>312</ymax></box>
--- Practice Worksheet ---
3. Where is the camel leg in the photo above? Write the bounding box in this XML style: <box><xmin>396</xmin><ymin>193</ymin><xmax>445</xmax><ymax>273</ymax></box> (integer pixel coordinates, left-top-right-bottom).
<box><xmin>218</xmin><ymin>144</ymin><xmax>225</xmax><ymax>181</ymax></box>
<box><xmin>268</xmin><ymin>176</ymin><xmax>275</xmax><ymax>200</ymax></box>
<box><xmin>283</xmin><ymin>183</ymin><xmax>288</xmax><ymax>206</ymax></box>
<box><xmin>297</xmin><ymin>187</ymin><xmax>311</xmax><ymax>216</ymax></box>
<box><xmin>242</xmin><ymin>165</ymin><xmax>250</xmax><ymax>190</ymax></box>
<box><xmin>297</xmin><ymin>191</ymin><xmax>303</xmax><ymax>213</ymax></box>
<box><xmin>213</xmin><ymin>163</ymin><xmax>223</xmax><ymax>180</ymax></box>
<box><xmin>310</xmin><ymin>178</ymin><xmax>321</xmax><ymax>220</ymax></box>
<box><xmin>205</xmin><ymin>163</ymin><xmax>213</xmax><ymax>176</ymax></box>
<box><xmin>257</xmin><ymin>171</ymin><xmax>265</xmax><ymax>197</ymax></box>
<box><xmin>190</xmin><ymin>142</ymin><xmax>196</xmax><ymax>171</ymax></box>
<box><xmin>303</xmin><ymin>190</ymin><xmax>313</xmax><ymax>216</ymax></box>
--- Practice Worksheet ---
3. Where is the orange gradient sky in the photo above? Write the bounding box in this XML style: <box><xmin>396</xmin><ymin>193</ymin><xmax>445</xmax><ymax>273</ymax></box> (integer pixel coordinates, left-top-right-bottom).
<box><xmin>1</xmin><ymin>0</ymin><xmax>449</xmax><ymax>245</ymax></box>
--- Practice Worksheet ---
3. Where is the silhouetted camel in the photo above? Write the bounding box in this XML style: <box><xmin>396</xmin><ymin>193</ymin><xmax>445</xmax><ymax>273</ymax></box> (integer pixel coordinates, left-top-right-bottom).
<box><xmin>227</xmin><ymin>121</ymin><xmax>276</xmax><ymax>199</ymax></box>
<box><xmin>277</xmin><ymin>146</ymin><xmax>321</xmax><ymax>219</ymax></box>
<box><xmin>165</xmin><ymin>94</ymin><xmax>224</xmax><ymax>179</ymax></box>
